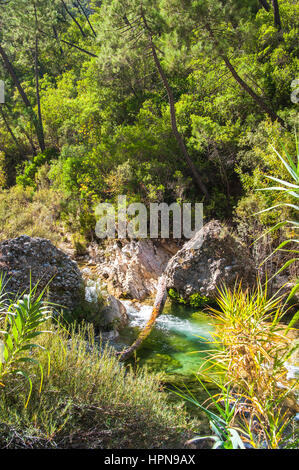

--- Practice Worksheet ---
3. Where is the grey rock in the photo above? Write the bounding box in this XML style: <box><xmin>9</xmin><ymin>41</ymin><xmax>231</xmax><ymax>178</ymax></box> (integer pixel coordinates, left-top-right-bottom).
<box><xmin>0</xmin><ymin>235</ymin><xmax>85</xmax><ymax>310</ymax></box>
<box><xmin>165</xmin><ymin>220</ymin><xmax>256</xmax><ymax>301</ymax></box>
<box><xmin>98</xmin><ymin>239</ymin><xmax>179</xmax><ymax>300</ymax></box>
<box><xmin>100</xmin><ymin>330</ymin><xmax>120</xmax><ymax>341</ymax></box>
<box><xmin>100</xmin><ymin>295</ymin><xmax>128</xmax><ymax>330</ymax></box>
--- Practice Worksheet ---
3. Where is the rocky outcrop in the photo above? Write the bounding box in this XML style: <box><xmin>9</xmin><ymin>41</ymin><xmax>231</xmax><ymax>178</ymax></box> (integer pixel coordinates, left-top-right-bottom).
<box><xmin>165</xmin><ymin>220</ymin><xmax>256</xmax><ymax>301</ymax></box>
<box><xmin>119</xmin><ymin>221</ymin><xmax>256</xmax><ymax>360</ymax></box>
<box><xmin>97</xmin><ymin>239</ymin><xmax>179</xmax><ymax>300</ymax></box>
<box><xmin>0</xmin><ymin>235</ymin><xmax>85</xmax><ymax>310</ymax></box>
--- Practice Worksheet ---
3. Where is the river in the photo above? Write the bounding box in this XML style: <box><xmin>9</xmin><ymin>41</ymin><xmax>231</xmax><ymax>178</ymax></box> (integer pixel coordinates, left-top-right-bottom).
<box><xmin>114</xmin><ymin>299</ymin><xmax>215</xmax><ymax>377</ymax></box>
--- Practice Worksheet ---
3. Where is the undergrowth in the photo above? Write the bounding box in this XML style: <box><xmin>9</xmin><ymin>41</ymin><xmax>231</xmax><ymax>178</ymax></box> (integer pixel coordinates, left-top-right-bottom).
<box><xmin>0</xmin><ymin>321</ymin><xmax>195</xmax><ymax>449</ymax></box>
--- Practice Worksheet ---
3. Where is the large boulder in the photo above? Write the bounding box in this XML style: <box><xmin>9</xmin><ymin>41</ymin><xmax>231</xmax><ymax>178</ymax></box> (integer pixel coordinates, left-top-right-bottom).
<box><xmin>165</xmin><ymin>220</ymin><xmax>256</xmax><ymax>301</ymax></box>
<box><xmin>97</xmin><ymin>239</ymin><xmax>179</xmax><ymax>300</ymax></box>
<box><xmin>0</xmin><ymin>235</ymin><xmax>85</xmax><ymax>310</ymax></box>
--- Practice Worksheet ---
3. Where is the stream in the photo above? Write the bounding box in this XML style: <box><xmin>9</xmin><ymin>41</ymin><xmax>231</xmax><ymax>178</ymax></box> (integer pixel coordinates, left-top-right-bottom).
<box><xmin>83</xmin><ymin>272</ymin><xmax>216</xmax><ymax>379</ymax></box>
<box><xmin>114</xmin><ymin>300</ymin><xmax>215</xmax><ymax>377</ymax></box>
<box><xmin>107</xmin><ymin>297</ymin><xmax>219</xmax><ymax>430</ymax></box>
<box><xmin>114</xmin><ymin>298</ymin><xmax>299</xmax><ymax>430</ymax></box>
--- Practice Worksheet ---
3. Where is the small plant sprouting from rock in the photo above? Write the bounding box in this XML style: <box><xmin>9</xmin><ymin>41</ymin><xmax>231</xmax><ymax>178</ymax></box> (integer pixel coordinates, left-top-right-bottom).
<box><xmin>168</xmin><ymin>289</ymin><xmax>210</xmax><ymax>309</ymax></box>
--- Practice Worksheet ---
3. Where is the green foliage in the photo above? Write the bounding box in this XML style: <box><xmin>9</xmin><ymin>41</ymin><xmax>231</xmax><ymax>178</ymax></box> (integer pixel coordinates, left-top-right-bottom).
<box><xmin>0</xmin><ymin>152</ymin><xmax>6</xmax><ymax>188</ymax></box>
<box><xmin>168</xmin><ymin>289</ymin><xmax>210</xmax><ymax>308</ymax></box>
<box><xmin>168</xmin><ymin>289</ymin><xmax>187</xmax><ymax>305</ymax></box>
<box><xmin>1</xmin><ymin>0</ymin><xmax>297</xmax><ymax>230</ymax></box>
<box><xmin>16</xmin><ymin>149</ymin><xmax>58</xmax><ymax>189</ymax></box>
<box><xmin>173</xmin><ymin>380</ymin><xmax>246</xmax><ymax>449</ymax></box>
<box><xmin>189</xmin><ymin>293</ymin><xmax>210</xmax><ymax>309</ymax></box>
<box><xmin>0</xmin><ymin>1</ymin><xmax>298</xmax><ymax>450</ymax></box>
<box><xmin>0</xmin><ymin>276</ymin><xmax>52</xmax><ymax>407</ymax></box>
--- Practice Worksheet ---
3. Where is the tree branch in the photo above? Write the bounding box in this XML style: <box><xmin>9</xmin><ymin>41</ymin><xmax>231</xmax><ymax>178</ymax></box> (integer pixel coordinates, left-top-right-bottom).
<box><xmin>205</xmin><ymin>22</ymin><xmax>285</xmax><ymax>128</ymax></box>
<box><xmin>61</xmin><ymin>0</ymin><xmax>86</xmax><ymax>37</ymax></box>
<box><xmin>75</xmin><ymin>0</ymin><xmax>97</xmax><ymax>37</ymax></box>
<box><xmin>259</xmin><ymin>0</ymin><xmax>271</xmax><ymax>11</ymax></box>
<box><xmin>140</xmin><ymin>8</ymin><xmax>209</xmax><ymax>198</ymax></box>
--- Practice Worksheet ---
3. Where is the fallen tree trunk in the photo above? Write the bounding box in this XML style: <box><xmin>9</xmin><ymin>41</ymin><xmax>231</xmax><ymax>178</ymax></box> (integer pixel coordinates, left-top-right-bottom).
<box><xmin>118</xmin><ymin>276</ymin><xmax>168</xmax><ymax>361</ymax></box>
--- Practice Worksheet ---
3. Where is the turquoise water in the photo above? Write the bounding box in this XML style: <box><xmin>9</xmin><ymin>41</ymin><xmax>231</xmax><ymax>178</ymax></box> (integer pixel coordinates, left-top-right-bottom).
<box><xmin>115</xmin><ymin>300</ymin><xmax>215</xmax><ymax>377</ymax></box>
<box><xmin>82</xmin><ymin>275</ymin><xmax>215</xmax><ymax>378</ymax></box>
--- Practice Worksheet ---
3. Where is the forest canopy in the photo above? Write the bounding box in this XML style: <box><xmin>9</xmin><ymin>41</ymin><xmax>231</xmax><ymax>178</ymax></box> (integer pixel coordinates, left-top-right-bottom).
<box><xmin>0</xmin><ymin>0</ymin><xmax>298</xmax><ymax>243</ymax></box>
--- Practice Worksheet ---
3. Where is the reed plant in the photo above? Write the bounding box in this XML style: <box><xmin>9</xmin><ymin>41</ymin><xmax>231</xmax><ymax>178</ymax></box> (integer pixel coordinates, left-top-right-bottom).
<box><xmin>0</xmin><ymin>275</ymin><xmax>52</xmax><ymax>407</ymax></box>
<box><xmin>184</xmin><ymin>282</ymin><xmax>298</xmax><ymax>449</ymax></box>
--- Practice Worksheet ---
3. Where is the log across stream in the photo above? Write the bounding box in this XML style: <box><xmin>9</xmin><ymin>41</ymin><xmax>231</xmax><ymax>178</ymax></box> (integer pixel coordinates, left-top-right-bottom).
<box><xmin>113</xmin><ymin>297</ymin><xmax>216</xmax><ymax>377</ymax></box>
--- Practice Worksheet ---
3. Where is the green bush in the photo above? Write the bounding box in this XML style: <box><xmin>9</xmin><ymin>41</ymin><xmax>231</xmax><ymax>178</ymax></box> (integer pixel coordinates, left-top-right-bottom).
<box><xmin>16</xmin><ymin>148</ymin><xmax>58</xmax><ymax>190</ymax></box>
<box><xmin>168</xmin><ymin>289</ymin><xmax>187</xmax><ymax>305</ymax></box>
<box><xmin>168</xmin><ymin>289</ymin><xmax>210</xmax><ymax>309</ymax></box>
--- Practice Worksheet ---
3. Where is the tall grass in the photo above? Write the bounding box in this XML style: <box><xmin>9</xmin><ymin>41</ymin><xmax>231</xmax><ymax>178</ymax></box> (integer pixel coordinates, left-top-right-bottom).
<box><xmin>0</xmin><ymin>186</ymin><xmax>64</xmax><ymax>244</ymax></box>
<box><xmin>0</xmin><ymin>320</ymin><xmax>194</xmax><ymax>449</ymax></box>
<box><xmin>0</xmin><ymin>277</ymin><xmax>196</xmax><ymax>449</ymax></box>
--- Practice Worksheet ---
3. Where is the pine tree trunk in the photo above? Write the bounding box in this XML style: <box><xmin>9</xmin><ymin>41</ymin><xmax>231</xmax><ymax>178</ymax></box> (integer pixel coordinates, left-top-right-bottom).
<box><xmin>0</xmin><ymin>43</ymin><xmax>45</xmax><ymax>152</ymax></box>
<box><xmin>205</xmin><ymin>23</ymin><xmax>285</xmax><ymax>128</ymax></box>
<box><xmin>61</xmin><ymin>0</ymin><xmax>86</xmax><ymax>37</ymax></box>
<box><xmin>34</xmin><ymin>34</ymin><xmax>45</xmax><ymax>152</ymax></box>
<box><xmin>222</xmin><ymin>55</ymin><xmax>285</xmax><ymax>127</ymax></box>
<box><xmin>141</xmin><ymin>9</ymin><xmax>209</xmax><ymax>198</ymax></box>
<box><xmin>272</xmin><ymin>0</ymin><xmax>282</xmax><ymax>31</ymax></box>
<box><xmin>76</xmin><ymin>0</ymin><xmax>97</xmax><ymax>37</ymax></box>
<box><xmin>0</xmin><ymin>44</ymin><xmax>32</xmax><ymax>109</ymax></box>
<box><xmin>22</xmin><ymin>128</ymin><xmax>37</xmax><ymax>156</ymax></box>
